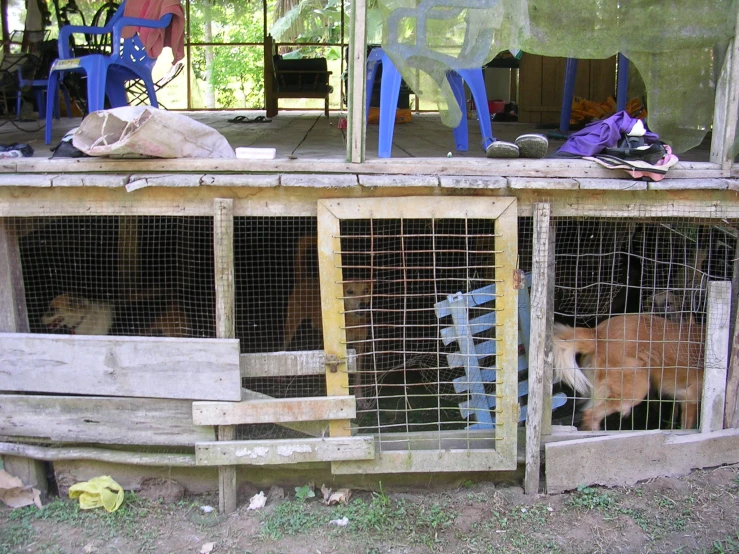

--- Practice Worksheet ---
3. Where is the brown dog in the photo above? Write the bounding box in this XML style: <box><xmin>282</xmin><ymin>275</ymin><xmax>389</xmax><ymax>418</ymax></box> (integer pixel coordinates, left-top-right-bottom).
<box><xmin>553</xmin><ymin>314</ymin><xmax>704</xmax><ymax>430</ymax></box>
<box><xmin>41</xmin><ymin>293</ymin><xmax>190</xmax><ymax>337</ymax></box>
<box><xmin>283</xmin><ymin>236</ymin><xmax>373</xmax><ymax>407</ymax></box>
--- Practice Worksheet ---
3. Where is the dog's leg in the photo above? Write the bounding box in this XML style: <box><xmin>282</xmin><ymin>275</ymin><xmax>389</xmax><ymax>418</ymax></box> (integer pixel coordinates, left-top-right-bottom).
<box><xmin>678</xmin><ymin>379</ymin><xmax>702</xmax><ymax>429</ymax></box>
<box><xmin>580</xmin><ymin>361</ymin><xmax>650</xmax><ymax>430</ymax></box>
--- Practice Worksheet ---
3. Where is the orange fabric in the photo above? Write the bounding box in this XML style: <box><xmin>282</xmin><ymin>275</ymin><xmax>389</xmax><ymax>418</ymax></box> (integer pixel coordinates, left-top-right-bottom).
<box><xmin>122</xmin><ymin>0</ymin><xmax>185</xmax><ymax>62</ymax></box>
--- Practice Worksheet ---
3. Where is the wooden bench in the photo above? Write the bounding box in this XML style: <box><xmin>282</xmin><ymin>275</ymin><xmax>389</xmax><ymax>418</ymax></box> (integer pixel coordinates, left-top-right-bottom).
<box><xmin>264</xmin><ymin>36</ymin><xmax>332</xmax><ymax>118</ymax></box>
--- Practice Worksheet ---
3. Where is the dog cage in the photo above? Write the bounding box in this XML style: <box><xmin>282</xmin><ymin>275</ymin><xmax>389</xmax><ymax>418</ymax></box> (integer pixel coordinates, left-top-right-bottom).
<box><xmin>549</xmin><ymin>216</ymin><xmax>736</xmax><ymax>432</ymax></box>
<box><xmin>10</xmin><ymin>216</ymin><xmax>215</xmax><ymax>339</ymax></box>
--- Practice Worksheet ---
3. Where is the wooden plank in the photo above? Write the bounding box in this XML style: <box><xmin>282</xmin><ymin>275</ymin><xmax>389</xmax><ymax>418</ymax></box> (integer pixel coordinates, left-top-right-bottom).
<box><xmin>0</xmin><ymin>220</ymin><xmax>28</xmax><ymax>333</ymax></box>
<box><xmin>240</xmin><ymin>388</ymin><xmax>329</xmax><ymax>437</ymax></box>
<box><xmin>542</xmin><ymin>215</ymin><xmax>556</xmax><ymax>436</ymax></box>
<box><xmin>726</xmin><ymin>280</ymin><xmax>739</xmax><ymax>428</ymax></box>
<box><xmin>0</xmin><ymin>394</ymin><xmax>214</xmax><ymax>446</ymax></box>
<box><xmin>0</xmin><ymin>442</ymin><xmax>196</xmax><ymax>467</ymax></box>
<box><xmin>491</xmin><ymin>199</ymin><xmax>521</xmax><ymax>469</ymax></box>
<box><xmin>0</xmin><ymin>333</ymin><xmax>241</xmax><ymax>401</ymax></box>
<box><xmin>701</xmin><ymin>281</ymin><xmax>732</xmax><ymax>432</ymax></box>
<box><xmin>217</xmin><ymin>425</ymin><xmax>236</xmax><ymax>513</ymax></box>
<box><xmin>3</xmin><ymin>155</ymin><xmax>723</xmax><ymax>179</ymax></box>
<box><xmin>2</xmin><ymin>455</ymin><xmax>48</xmax><ymax>493</ymax></box>
<box><xmin>195</xmin><ymin>437</ymin><xmax>375</xmax><ymax>466</ymax></box>
<box><xmin>332</xmin><ymin>448</ymin><xmax>510</xmax><ymax>474</ymax></box>
<box><xmin>213</xmin><ymin>197</ymin><xmax>237</xmax><ymax>515</ymax></box>
<box><xmin>318</xmin><ymin>196</ymin><xmax>516</xmax><ymax>221</ymax></box>
<box><xmin>214</xmin><ymin>198</ymin><xmax>235</xmax><ymax>340</ymax></box>
<box><xmin>240</xmin><ymin>350</ymin><xmax>357</xmax><ymax>378</ymax></box>
<box><xmin>517</xmin><ymin>53</ymin><xmax>543</xmax><ymax>124</ymax></box>
<box><xmin>347</xmin><ymin>0</ymin><xmax>367</xmax><ymax>163</ymax></box>
<box><xmin>193</xmin><ymin>395</ymin><xmax>356</xmax><ymax>426</ymax></box>
<box><xmin>524</xmin><ymin>203</ymin><xmax>551</xmax><ymax>494</ymax></box>
<box><xmin>317</xmin><ymin>200</ymin><xmax>352</xmax><ymax>439</ymax></box>
<box><xmin>710</xmin><ymin>6</ymin><xmax>739</xmax><ymax>172</ymax></box>
<box><xmin>544</xmin><ymin>428</ymin><xmax>739</xmax><ymax>494</ymax></box>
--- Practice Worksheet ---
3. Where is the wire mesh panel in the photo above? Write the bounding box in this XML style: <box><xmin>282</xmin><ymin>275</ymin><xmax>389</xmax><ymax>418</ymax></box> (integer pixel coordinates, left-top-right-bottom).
<box><xmin>551</xmin><ymin>217</ymin><xmax>736</xmax><ymax>432</ymax></box>
<box><xmin>12</xmin><ymin>216</ymin><xmax>215</xmax><ymax>339</ymax></box>
<box><xmin>319</xmin><ymin>197</ymin><xmax>519</xmax><ymax>473</ymax></box>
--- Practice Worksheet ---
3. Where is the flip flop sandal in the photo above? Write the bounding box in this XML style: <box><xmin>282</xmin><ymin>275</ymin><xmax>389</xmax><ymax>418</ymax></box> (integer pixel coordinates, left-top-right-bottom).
<box><xmin>515</xmin><ymin>134</ymin><xmax>548</xmax><ymax>158</ymax></box>
<box><xmin>228</xmin><ymin>115</ymin><xmax>247</xmax><ymax>123</ymax></box>
<box><xmin>486</xmin><ymin>140</ymin><xmax>519</xmax><ymax>158</ymax></box>
<box><xmin>252</xmin><ymin>116</ymin><xmax>272</xmax><ymax>123</ymax></box>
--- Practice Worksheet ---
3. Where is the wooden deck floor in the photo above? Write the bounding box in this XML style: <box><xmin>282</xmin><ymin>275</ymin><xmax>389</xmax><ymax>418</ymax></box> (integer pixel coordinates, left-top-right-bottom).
<box><xmin>0</xmin><ymin>109</ymin><xmax>713</xmax><ymax>163</ymax></box>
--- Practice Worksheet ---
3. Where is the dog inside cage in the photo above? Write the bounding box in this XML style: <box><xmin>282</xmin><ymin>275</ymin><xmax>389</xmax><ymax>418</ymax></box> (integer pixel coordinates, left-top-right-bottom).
<box><xmin>16</xmin><ymin>216</ymin><xmax>215</xmax><ymax>339</ymax></box>
<box><xmin>545</xmin><ymin>218</ymin><xmax>735</xmax><ymax>431</ymax></box>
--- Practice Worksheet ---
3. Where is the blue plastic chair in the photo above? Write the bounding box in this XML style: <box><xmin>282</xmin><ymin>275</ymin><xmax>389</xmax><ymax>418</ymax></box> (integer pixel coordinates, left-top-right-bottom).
<box><xmin>366</xmin><ymin>48</ymin><xmax>495</xmax><ymax>158</ymax></box>
<box><xmin>559</xmin><ymin>53</ymin><xmax>630</xmax><ymax>132</ymax></box>
<box><xmin>44</xmin><ymin>0</ymin><xmax>173</xmax><ymax>144</ymax></box>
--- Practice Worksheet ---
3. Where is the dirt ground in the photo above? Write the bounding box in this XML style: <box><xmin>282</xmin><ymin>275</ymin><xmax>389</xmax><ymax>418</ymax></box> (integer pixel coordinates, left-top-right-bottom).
<box><xmin>1</xmin><ymin>464</ymin><xmax>738</xmax><ymax>554</ymax></box>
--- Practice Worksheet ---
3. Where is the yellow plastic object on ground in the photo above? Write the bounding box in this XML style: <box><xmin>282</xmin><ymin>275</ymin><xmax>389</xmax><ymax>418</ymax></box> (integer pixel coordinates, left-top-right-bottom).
<box><xmin>368</xmin><ymin>107</ymin><xmax>412</xmax><ymax>124</ymax></box>
<box><xmin>68</xmin><ymin>476</ymin><xmax>125</xmax><ymax>512</ymax></box>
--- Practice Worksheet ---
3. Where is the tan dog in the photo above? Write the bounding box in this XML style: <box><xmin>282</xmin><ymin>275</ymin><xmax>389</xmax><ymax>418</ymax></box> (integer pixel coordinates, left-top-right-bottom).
<box><xmin>41</xmin><ymin>293</ymin><xmax>190</xmax><ymax>337</ymax></box>
<box><xmin>283</xmin><ymin>236</ymin><xmax>374</xmax><ymax>407</ymax></box>
<box><xmin>553</xmin><ymin>314</ymin><xmax>704</xmax><ymax>430</ymax></box>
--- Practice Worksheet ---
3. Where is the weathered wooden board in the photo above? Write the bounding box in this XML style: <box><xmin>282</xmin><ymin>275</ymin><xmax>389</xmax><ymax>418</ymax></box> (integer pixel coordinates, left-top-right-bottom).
<box><xmin>332</xmin><ymin>448</ymin><xmax>513</xmax><ymax>474</ymax></box>
<box><xmin>0</xmin><ymin>333</ymin><xmax>241</xmax><ymax>401</ymax></box>
<box><xmin>195</xmin><ymin>437</ymin><xmax>375</xmax><ymax>466</ymax></box>
<box><xmin>0</xmin><ymin>442</ymin><xmax>196</xmax><ymax>467</ymax></box>
<box><xmin>193</xmin><ymin>395</ymin><xmax>356</xmax><ymax>426</ymax></box>
<box><xmin>240</xmin><ymin>350</ymin><xmax>357</xmax><ymax>378</ymax></box>
<box><xmin>0</xmin><ymin>394</ymin><xmax>214</xmax><ymax>446</ymax></box>
<box><xmin>701</xmin><ymin>282</ymin><xmax>732</xmax><ymax>432</ymax></box>
<box><xmin>544</xmin><ymin>428</ymin><xmax>739</xmax><ymax>494</ymax></box>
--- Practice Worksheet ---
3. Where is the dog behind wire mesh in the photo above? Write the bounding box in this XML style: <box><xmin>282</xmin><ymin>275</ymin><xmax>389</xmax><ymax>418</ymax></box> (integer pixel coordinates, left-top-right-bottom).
<box><xmin>552</xmin><ymin>314</ymin><xmax>704</xmax><ymax>431</ymax></box>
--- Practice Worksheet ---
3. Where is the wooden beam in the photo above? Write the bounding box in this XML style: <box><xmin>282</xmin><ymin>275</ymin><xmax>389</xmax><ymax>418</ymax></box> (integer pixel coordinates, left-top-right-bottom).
<box><xmin>726</xmin><ymin>296</ymin><xmax>739</xmax><ymax>428</ymax></box>
<box><xmin>701</xmin><ymin>281</ymin><xmax>732</xmax><ymax>432</ymax></box>
<box><xmin>193</xmin><ymin>395</ymin><xmax>356</xmax><ymax>426</ymax></box>
<box><xmin>0</xmin><ymin>442</ymin><xmax>196</xmax><ymax>467</ymax></box>
<box><xmin>525</xmin><ymin>203</ymin><xmax>552</xmax><ymax>495</ymax></box>
<box><xmin>240</xmin><ymin>388</ymin><xmax>329</xmax><ymax>437</ymax></box>
<box><xmin>0</xmin><ymin>394</ymin><xmax>214</xmax><ymax>446</ymax></box>
<box><xmin>0</xmin><ymin>333</ymin><xmax>241</xmax><ymax>401</ymax></box>
<box><xmin>240</xmin><ymin>350</ymin><xmax>357</xmax><ymax>378</ymax></box>
<box><xmin>545</xmin><ymin>429</ymin><xmax>739</xmax><ymax>494</ymax></box>
<box><xmin>347</xmin><ymin>0</ymin><xmax>367</xmax><ymax>163</ymax></box>
<box><xmin>195</xmin><ymin>437</ymin><xmax>375</xmax><ymax>466</ymax></box>
<box><xmin>332</xmin><ymin>448</ymin><xmax>511</xmax><ymax>474</ymax></box>
<box><xmin>213</xmin><ymin>198</ymin><xmax>237</xmax><ymax>515</ymax></box>
<box><xmin>0</xmin><ymin>220</ymin><xmax>28</xmax><ymax>333</ymax></box>
<box><xmin>317</xmin><ymin>201</ymin><xmax>352</xmax><ymax>439</ymax></box>
<box><xmin>710</xmin><ymin>5</ymin><xmax>739</xmax><ymax>172</ymax></box>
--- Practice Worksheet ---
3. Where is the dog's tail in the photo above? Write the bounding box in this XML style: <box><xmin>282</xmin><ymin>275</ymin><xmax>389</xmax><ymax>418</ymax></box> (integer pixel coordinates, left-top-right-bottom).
<box><xmin>552</xmin><ymin>322</ymin><xmax>596</xmax><ymax>395</ymax></box>
<box><xmin>295</xmin><ymin>235</ymin><xmax>319</xmax><ymax>282</ymax></box>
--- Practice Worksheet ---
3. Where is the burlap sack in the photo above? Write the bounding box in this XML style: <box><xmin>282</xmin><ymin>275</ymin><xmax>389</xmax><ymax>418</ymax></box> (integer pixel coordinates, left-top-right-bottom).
<box><xmin>73</xmin><ymin>106</ymin><xmax>235</xmax><ymax>158</ymax></box>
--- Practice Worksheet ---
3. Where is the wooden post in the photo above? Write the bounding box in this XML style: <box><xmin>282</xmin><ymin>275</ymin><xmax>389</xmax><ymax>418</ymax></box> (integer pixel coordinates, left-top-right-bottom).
<box><xmin>214</xmin><ymin>199</ymin><xmax>237</xmax><ymax>514</ymax></box>
<box><xmin>710</xmin><ymin>7</ymin><xmax>739</xmax><ymax>172</ymax></box>
<box><xmin>264</xmin><ymin>35</ymin><xmax>277</xmax><ymax>118</ymax></box>
<box><xmin>346</xmin><ymin>0</ymin><xmax>367</xmax><ymax>163</ymax></box>
<box><xmin>701</xmin><ymin>281</ymin><xmax>732</xmax><ymax>432</ymax></box>
<box><xmin>726</xmin><ymin>304</ymin><xmax>739</xmax><ymax>429</ymax></box>
<box><xmin>524</xmin><ymin>203</ymin><xmax>553</xmax><ymax>495</ymax></box>
<box><xmin>0</xmin><ymin>220</ymin><xmax>47</xmax><ymax>494</ymax></box>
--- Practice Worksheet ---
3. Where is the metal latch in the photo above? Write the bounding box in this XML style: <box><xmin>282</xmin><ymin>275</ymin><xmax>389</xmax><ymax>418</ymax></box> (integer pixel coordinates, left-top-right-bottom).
<box><xmin>513</xmin><ymin>268</ymin><xmax>525</xmax><ymax>290</ymax></box>
<box><xmin>325</xmin><ymin>354</ymin><xmax>341</xmax><ymax>373</ymax></box>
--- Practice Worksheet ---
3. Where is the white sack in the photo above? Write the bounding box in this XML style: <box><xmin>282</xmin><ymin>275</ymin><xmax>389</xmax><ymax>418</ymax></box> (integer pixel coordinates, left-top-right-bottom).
<box><xmin>73</xmin><ymin>106</ymin><xmax>235</xmax><ymax>159</ymax></box>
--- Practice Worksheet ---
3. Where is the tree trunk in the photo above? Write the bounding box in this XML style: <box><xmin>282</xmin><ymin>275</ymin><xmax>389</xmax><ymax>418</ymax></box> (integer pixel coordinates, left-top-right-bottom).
<box><xmin>203</xmin><ymin>0</ymin><xmax>216</xmax><ymax>109</ymax></box>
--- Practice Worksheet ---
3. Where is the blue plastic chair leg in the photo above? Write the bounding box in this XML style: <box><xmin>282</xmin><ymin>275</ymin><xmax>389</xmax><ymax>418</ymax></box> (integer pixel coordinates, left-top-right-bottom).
<box><xmin>559</xmin><ymin>57</ymin><xmax>579</xmax><ymax>132</ymax></box>
<box><xmin>447</xmin><ymin>71</ymin><xmax>469</xmax><ymax>151</ymax></box>
<box><xmin>457</xmin><ymin>68</ymin><xmax>494</xmax><ymax>151</ymax></box>
<box><xmin>616</xmin><ymin>53</ymin><xmax>629</xmax><ymax>112</ymax></box>
<box><xmin>45</xmin><ymin>71</ymin><xmax>60</xmax><ymax>144</ymax></box>
<box><xmin>376</xmin><ymin>53</ymin><xmax>402</xmax><ymax>159</ymax></box>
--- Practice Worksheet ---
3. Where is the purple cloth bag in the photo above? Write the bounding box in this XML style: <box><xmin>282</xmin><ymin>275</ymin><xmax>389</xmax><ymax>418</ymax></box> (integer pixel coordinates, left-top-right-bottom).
<box><xmin>558</xmin><ymin>111</ymin><xmax>659</xmax><ymax>157</ymax></box>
